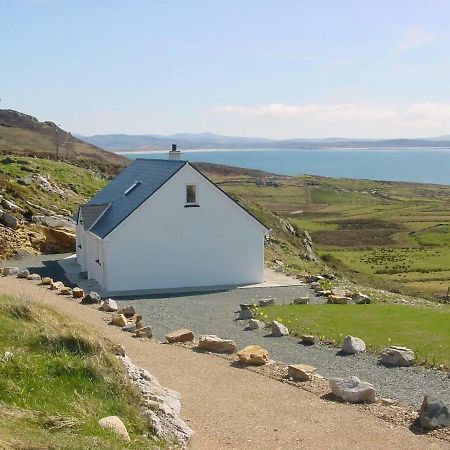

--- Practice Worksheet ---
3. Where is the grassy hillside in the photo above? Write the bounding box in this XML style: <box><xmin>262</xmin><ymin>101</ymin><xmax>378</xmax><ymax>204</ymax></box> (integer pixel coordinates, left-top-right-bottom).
<box><xmin>0</xmin><ymin>294</ymin><xmax>164</xmax><ymax>449</ymax></box>
<box><xmin>0</xmin><ymin>110</ymin><xmax>127</xmax><ymax>175</ymax></box>
<box><xmin>202</xmin><ymin>167</ymin><xmax>450</xmax><ymax>298</ymax></box>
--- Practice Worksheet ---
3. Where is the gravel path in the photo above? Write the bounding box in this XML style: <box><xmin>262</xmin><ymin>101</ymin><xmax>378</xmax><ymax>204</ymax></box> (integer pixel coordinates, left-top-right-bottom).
<box><xmin>117</xmin><ymin>286</ymin><xmax>450</xmax><ymax>407</ymax></box>
<box><xmin>1</xmin><ymin>276</ymin><xmax>446</xmax><ymax>450</ymax></box>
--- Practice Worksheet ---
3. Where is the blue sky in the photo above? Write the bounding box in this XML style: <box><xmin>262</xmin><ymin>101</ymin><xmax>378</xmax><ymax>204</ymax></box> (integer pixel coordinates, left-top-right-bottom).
<box><xmin>1</xmin><ymin>0</ymin><xmax>450</xmax><ymax>138</ymax></box>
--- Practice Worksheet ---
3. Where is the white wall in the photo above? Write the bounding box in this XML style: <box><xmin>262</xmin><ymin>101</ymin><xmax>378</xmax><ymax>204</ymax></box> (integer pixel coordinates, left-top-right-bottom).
<box><xmin>102</xmin><ymin>164</ymin><xmax>266</xmax><ymax>293</ymax></box>
<box><xmin>85</xmin><ymin>231</ymin><xmax>104</xmax><ymax>286</ymax></box>
<box><xmin>75</xmin><ymin>222</ymin><xmax>87</xmax><ymax>271</ymax></box>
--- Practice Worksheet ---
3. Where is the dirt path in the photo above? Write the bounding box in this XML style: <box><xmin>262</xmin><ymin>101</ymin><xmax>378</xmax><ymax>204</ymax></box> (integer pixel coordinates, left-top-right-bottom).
<box><xmin>2</xmin><ymin>277</ymin><xmax>447</xmax><ymax>450</ymax></box>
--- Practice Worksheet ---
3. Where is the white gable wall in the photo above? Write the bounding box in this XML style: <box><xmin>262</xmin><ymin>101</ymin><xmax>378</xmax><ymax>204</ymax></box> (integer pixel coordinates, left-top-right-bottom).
<box><xmin>75</xmin><ymin>221</ymin><xmax>87</xmax><ymax>271</ymax></box>
<box><xmin>101</xmin><ymin>164</ymin><xmax>266</xmax><ymax>293</ymax></box>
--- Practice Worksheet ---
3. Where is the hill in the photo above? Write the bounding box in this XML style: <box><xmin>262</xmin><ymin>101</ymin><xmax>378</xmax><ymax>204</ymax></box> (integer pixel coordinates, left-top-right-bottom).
<box><xmin>0</xmin><ymin>110</ymin><xmax>127</xmax><ymax>175</ymax></box>
<box><xmin>78</xmin><ymin>131</ymin><xmax>450</xmax><ymax>152</ymax></box>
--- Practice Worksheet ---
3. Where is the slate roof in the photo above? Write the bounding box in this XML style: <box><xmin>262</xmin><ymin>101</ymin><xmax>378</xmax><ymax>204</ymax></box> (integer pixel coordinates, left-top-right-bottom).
<box><xmin>85</xmin><ymin>158</ymin><xmax>186</xmax><ymax>238</ymax></box>
<box><xmin>79</xmin><ymin>204</ymin><xmax>110</xmax><ymax>231</ymax></box>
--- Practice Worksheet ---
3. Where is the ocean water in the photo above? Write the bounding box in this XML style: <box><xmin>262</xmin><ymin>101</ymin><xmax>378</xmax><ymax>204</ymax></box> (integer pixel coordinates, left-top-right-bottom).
<box><xmin>124</xmin><ymin>148</ymin><xmax>450</xmax><ymax>185</ymax></box>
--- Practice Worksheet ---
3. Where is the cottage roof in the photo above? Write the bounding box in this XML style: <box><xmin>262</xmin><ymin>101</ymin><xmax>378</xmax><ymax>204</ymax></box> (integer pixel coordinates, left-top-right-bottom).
<box><xmin>86</xmin><ymin>158</ymin><xmax>185</xmax><ymax>238</ymax></box>
<box><xmin>80</xmin><ymin>157</ymin><xmax>269</xmax><ymax>239</ymax></box>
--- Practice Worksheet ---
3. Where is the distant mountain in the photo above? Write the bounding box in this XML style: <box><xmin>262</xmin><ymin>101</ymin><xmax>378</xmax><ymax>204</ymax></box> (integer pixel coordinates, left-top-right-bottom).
<box><xmin>77</xmin><ymin>131</ymin><xmax>450</xmax><ymax>152</ymax></box>
<box><xmin>0</xmin><ymin>110</ymin><xmax>127</xmax><ymax>173</ymax></box>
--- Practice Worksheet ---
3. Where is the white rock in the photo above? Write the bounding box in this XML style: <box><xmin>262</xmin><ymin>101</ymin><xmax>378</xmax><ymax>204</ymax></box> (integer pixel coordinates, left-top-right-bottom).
<box><xmin>98</xmin><ymin>416</ymin><xmax>130</xmax><ymax>441</ymax></box>
<box><xmin>379</xmin><ymin>346</ymin><xmax>415</xmax><ymax>367</ymax></box>
<box><xmin>341</xmin><ymin>335</ymin><xmax>366</xmax><ymax>354</ymax></box>
<box><xmin>99</xmin><ymin>298</ymin><xmax>118</xmax><ymax>312</ymax></box>
<box><xmin>271</xmin><ymin>320</ymin><xmax>289</xmax><ymax>337</ymax></box>
<box><xmin>2</xmin><ymin>267</ymin><xmax>19</xmax><ymax>276</ymax></box>
<box><xmin>259</xmin><ymin>298</ymin><xmax>275</xmax><ymax>307</ymax></box>
<box><xmin>17</xmin><ymin>269</ymin><xmax>30</xmax><ymax>279</ymax></box>
<box><xmin>198</xmin><ymin>335</ymin><xmax>237</xmax><ymax>353</ymax></box>
<box><xmin>329</xmin><ymin>376</ymin><xmax>376</xmax><ymax>403</ymax></box>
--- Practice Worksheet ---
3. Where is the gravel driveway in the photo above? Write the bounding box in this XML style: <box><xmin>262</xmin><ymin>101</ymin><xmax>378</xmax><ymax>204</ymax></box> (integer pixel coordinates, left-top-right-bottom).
<box><xmin>117</xmin><ymin>287</ymin><xmax>450</xmax><ymax>407</ymax></box>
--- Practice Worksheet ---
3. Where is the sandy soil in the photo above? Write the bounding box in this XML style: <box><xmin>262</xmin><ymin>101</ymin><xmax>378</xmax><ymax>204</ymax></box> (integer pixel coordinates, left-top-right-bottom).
<box><xmin>1</xmin><ymin>276</ymin><xmax>448</xmax><ymax>450</ymax></box>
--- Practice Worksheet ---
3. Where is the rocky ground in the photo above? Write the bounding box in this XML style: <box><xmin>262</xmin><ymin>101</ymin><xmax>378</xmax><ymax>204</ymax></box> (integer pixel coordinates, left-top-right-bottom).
<box><xmin>115</xmin><ymin>286</ymin><xmax>450</xmax><ymax>408</ymax></box>
<box><xmin>0</xmin><ymin>275</ymin><xmax>447</xmax><ymax>450</ymax></box>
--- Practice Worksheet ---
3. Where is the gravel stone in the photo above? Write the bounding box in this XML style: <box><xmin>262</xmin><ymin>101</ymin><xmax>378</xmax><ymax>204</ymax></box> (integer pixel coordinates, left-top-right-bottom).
<box><xmin>88</xmin><ymin>286</ymin><xmax>450</xmax><ymax>407</ymax></box>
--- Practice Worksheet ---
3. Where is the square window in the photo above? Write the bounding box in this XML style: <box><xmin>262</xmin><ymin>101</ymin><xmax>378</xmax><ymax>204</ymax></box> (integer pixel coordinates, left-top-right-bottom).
<box><xmin>186</xmin><ymin>184</ymin><xmax>197</xmax><ymax>205</ymax></box>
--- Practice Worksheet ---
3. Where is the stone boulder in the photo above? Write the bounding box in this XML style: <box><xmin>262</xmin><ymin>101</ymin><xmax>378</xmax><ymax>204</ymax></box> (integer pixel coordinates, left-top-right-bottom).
<box><xmin>17</xmin><ymin>269</ymin><xmax>30</xmax><ymax>279</ymax></box>
<box><xmin>237</xmin><ymin>345</ymin><xmax>269</xmax><ymax>366</ymax></box>
<box><xmin>122</xmin><ymin>323</ymin><xmax>137</xmax><ymax>333</ymax></box>
<box><xmin>50</xmin><ymin>281</ymin><xmax>65</xmax><ymax>291</ymax></box>
<box><xmin>329</xmin><ymin>376</ymin><xmax>376</xmax><ymax>403</ymax></box>
<box><xmin>2</xmin><ymin>267</ymin><xmax>19</xmax><ymax>276</ymax></box>
<box><xmin>133</xmin><ymin>326</ymin><xmax>153</xmax><ymax>339</ymax></box>
<box><xmin>288</xmin><ymin>364</ymin><xmax>316</xmax><ymax>381</ymax></box>
<box><xmin>111</xmin><ymin>314</ymin><xmax>128</xmax><ymax>327</ymax></box>
<box><xmin>247</xmin><ymin>319</ymin><xmax>265</xmax><ymax>330</ymax></box>
<box><xmin>165</xmin><ymin>329</ymin><xmax>194</xmax><ymax>343</ymax></box>
<box><xmin>271</xmin><ymin>320</ymin><xmax>289</xmax><ymax>337</ymax></box>
<box><xmin>98</xmin><ymin>416</ymin><xmax>130</xmax><ymax>441</ymax></box>
<box><xmin>301</xmin><ymin>334</ymin><xmax>319</xmax><ymax>345</ymax></box>
<box><xmin>197</xmin><ymin>335</ymin><xmax>237</xmax><ymax>353</ymax></box>
<box><xmin>236</xmin><ymin>309</ymin><xmax>254</xmax><ymax>320</ymax></box>
<box><xmin>419</xmin><ymin>395</ymin><xmax>450</xmax><ymax>430</ymax></box>
<box><xmin>341</xmin><ymin>335</ymin><xmax>366</xmax><ymax>354</ymax></box>
<box><xmin>327</xmin><ymin>295</ymin><xmax>349</xmax><ymax>304</ymax></box>
<box><xmin>259</xmin><ymin>298</ymin><xmax>275</xmax><ymax>307</ymax></box>
<box><xmin>27</xmin><ymin>273</ymin><xmax>41</xmax><ymax>281</ymax></box>
<box><xmin>99</xmin><ymin>298</ymin><xmax>118</xmax><ymax>312</ymax></box>
<box><xmin>72</xmin><ymin>287</ymin><xmax>84</xmax><ymax>299</ymax></box>
<box><xmin>354</xmin><ymin>293</ymin><xmax>372</xmax><ymax>304</ymax></box>
<box><xmin>379</xmin><ymin>346</ymin><xmax>415</xmax><ymax>367</ymax></box>
<box><xmin>59</xmin><ymin>286</ymin><xmax>72</xmax><ymax>295</ymax></box>
<box><xmin>81</xmin><ymin>291</ymin><xmax>101</xmax><ymax>304</ymax></box>
<box><xmin>1</xmin><ymin>212</ymin><xmax>18</xmax><ymax>229</ymax></box>
<box><xmin>293</xmin><ymin>296</ymin><xmax>309</xmax><ymax>305</ymax></box>
<box><xmin>118</xmin><ymin>305</ymin><xmax>135</xmax><ymax>317</ymax></box>
<box><xmin>41</xmin><ymin>277</ymin><xmax>53</xmax><ymax>285</ymax></box>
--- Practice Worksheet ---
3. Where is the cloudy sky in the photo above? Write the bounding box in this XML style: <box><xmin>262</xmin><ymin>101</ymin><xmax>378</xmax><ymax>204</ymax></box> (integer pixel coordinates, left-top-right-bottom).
<box><xmin>1</xmin><ymin>0</ymin><xmax>450</xmax><ymax>138</ymax></box>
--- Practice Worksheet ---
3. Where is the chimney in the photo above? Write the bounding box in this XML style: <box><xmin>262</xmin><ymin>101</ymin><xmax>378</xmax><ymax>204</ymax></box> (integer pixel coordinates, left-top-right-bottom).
<box><xmin>168</xmin><ymin>144</ymin><xmax>182</xmax><ymax>161</ymax></box>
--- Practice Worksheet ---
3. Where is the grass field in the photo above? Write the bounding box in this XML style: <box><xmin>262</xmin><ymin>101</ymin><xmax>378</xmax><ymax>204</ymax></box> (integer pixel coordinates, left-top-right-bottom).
<box><xmin>256</xmin><ymin>303</ymin><xmax>450</xmax><ymax>368</ymax></box>
<box><xmin>210</xmin><ymin>171</ymin><xmax>450</xmax><ymax>297</ymax></box>
<box><xmin>0</xmin><ymin>156</ymin><xmax>108</xmax><ymax>212</ymax></box>
<box><xmin>0</xmin><ymin>294</ymin><xmax>163</xmax><ymax>449</ymax></box>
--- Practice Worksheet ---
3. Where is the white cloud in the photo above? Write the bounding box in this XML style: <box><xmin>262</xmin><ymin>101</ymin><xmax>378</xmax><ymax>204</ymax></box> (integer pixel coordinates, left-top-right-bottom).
<box><xmin>396</xmin><ymin>26</ymin><xmax>436</xmax><ymax>51</ymax></box>
<box><xmin>212</xmin><ymin>102</ymin><xmax>450</xmax><ymax>137</ymax></box>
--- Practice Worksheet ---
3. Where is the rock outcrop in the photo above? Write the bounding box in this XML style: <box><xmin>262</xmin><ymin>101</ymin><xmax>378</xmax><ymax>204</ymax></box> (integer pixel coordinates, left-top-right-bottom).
<box><xmin>120</xmin><ymin>355</ymin><xmax>194</xmax><ymax>448</ymax></box>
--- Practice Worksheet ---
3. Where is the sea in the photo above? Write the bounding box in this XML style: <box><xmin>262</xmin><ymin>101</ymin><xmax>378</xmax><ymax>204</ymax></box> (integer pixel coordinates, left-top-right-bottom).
<box><xmin>123</xmin><ymin>147</ymin><xmax>450</xmax><ymax>185</ymax></box>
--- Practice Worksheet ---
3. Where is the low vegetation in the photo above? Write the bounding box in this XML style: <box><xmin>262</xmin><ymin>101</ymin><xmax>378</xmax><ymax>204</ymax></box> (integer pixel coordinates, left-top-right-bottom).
<box><xmin>256</xmin><ymin>303</ymin><xmax>450</xmax><ymax>369</ymax></box>
<box><xmin>205</xmin><ymin>167</ymin><xmax>450</xmax><ymax>298</ymax></box>
<box><xmin>0</xmin><ymin>294</ymin><xmax>163</xmax><ymax>449</ymax></box>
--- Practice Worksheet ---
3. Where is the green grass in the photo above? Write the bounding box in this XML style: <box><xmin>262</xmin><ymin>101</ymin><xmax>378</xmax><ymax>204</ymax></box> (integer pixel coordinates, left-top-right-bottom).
<box><xmin>0</xmin><ymin>156</ymin><xmax>108</xmax><ymax>212</ymax></box>
<box><xmin>256</xmin><ymin>303</ymin><xmax>450</xmax><ymax>368</ymax></box>
<box><xmin>0</xmin><ymin>294</ymin><xmax>165</xmax><ymax>449</ymax></box>
<box><xmin>212</xmin><ymin>171</ymin><xmax>450</xmax><ymax>297</ymax></box>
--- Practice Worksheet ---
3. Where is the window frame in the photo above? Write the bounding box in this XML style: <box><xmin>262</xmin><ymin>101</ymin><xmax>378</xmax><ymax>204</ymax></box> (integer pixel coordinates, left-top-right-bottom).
<box><xmin>185</xmin><ymin>184</ymin><xmax>198</xmax><ymax>206</ymax></box>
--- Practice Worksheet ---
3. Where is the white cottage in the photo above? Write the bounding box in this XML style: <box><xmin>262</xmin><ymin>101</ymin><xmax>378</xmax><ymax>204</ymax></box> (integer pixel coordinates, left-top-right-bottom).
<box><xmin>75</xmin><ymin>148</ymin><xmax>269</xmax><ymax>296</ymax></box>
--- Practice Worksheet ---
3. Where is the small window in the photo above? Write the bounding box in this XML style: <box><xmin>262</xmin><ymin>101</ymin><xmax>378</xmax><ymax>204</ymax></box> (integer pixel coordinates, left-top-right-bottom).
<box><xmin>186</xmin><ymin>184</ymin><xmax>197</xmax><ymax>205</ymax></box>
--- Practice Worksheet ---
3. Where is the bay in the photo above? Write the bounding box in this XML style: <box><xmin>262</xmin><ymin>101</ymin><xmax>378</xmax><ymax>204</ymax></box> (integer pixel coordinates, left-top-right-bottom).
<box><xmin>123</xmin><ymin>148</ymin><xmax>450</xmax><ymax>185</ymax></box>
